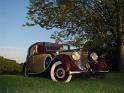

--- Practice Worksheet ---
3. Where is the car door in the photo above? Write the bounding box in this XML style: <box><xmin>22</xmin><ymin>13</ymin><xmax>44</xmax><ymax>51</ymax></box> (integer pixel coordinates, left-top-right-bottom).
<box><xmin>31</xmin><ymin>44</ymin><xmax>45</xmax><ymax>73</ymax></box>
<box><xmin>26</xmin><ymin>45</ymin><xmax>35</xmax><ymax>73</ymax></box>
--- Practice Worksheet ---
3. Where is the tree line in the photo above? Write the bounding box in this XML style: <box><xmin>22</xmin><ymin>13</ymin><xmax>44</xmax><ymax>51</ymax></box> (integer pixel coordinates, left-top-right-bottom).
<box><xmin>0</xmin><ymin>56</ymin><xmax>22</xmax><ymax>74</ymax></box>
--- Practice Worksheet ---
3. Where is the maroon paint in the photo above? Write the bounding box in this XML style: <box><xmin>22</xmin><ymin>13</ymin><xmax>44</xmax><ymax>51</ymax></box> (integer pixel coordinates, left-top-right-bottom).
<box><xmin>55</xmin><ymin>54</ymin><xmax>82</xmax><ymax>72</ymax></box>
<box><xmin>91</xmin><ymin>58</ymin><xmax>108</xmax><ymax>71</ymax></box>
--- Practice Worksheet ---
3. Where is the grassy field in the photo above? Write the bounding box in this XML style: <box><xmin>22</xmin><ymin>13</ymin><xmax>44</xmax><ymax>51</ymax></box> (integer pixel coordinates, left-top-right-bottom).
<box><xmin>0</xmin><ymin>72</ymin><xmax>124</xmax><ymax>93</ymax></box>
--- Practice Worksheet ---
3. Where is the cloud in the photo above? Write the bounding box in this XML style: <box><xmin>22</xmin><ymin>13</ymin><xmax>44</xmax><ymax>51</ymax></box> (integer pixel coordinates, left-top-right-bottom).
<box><xmin>0</xmin><ymin>46</ymin><xmax>27</xmax><ymax>63</ymax></box>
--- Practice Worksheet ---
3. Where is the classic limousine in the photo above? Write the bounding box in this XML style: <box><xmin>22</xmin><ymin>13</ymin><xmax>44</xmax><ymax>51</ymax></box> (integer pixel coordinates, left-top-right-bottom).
<box><xmin>23</xmin><ymin>42</ymin><xmax>108</xmax><ymax>82</ymax></box>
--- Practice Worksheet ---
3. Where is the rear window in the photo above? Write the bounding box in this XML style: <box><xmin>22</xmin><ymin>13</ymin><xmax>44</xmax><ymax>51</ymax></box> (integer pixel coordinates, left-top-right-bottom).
<box><xmin>28</xmin><ymin>44</ymin><xmax>43</xmax><ymax>56</ymax></box>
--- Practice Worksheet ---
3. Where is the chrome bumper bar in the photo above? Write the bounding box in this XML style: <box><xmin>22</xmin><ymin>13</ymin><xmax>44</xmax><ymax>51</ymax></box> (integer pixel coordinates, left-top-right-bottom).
<box><xmin>69</xmin><ymin>70</ymin><xmax>109</xmax><ymax>75</ymax></box>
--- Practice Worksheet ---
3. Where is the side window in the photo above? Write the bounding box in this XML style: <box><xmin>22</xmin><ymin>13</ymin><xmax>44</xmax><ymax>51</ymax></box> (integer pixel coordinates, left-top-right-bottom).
<box><xmin>32</xmin><ymin>45</ymin><xmax>39</xmax><ymax>55</ymax></box>
<box><xmin>62</xmin><ymin>45</ymin><xmax>70</xmax><ymax>51</ymax></box>
<box><xmin>29</xmin><ymin>46</ymin><xmax>35</xmax><ymax>56</ymax></box>
<box><xmin>28</xmin><ymin>45</ymin><xmax>37</xmax><ymax>56</ymax></box>
<box><xmin>28</xmin><ymin>44</ymin><xmax>43</xmax><ymax>57</ymax></box>
<box><xmin>37</xmin><ymin>45</ymin><xmax>43</xmax><ymax>54</ymax></box>
<box><xmin>32</xmin><ymin>45</ymin><xmax>43</xmax><ymax>55</ymax></box>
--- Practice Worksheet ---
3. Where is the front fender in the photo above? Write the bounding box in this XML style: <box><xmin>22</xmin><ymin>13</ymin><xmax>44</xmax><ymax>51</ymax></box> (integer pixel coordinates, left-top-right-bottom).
<box><xmin>51</xmin><ymin>54</ymin><xmax>81</xmax><ymax>72</ymax></box>
<box><xmin>97</xmin><ymin>58</ymin><xmax>109</xmax><ymax>71</ymax></box>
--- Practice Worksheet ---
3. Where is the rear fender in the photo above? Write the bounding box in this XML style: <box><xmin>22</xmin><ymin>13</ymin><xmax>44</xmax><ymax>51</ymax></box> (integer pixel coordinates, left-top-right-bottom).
<box><xmin>50</xmin><ymin>54</ymin><xmax>81</xmax><ymax>72</ymax></box>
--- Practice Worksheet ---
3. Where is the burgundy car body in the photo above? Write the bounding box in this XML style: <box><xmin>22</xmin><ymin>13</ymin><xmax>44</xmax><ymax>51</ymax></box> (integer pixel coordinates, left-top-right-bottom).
<box><xmin>24</xmin><ymin>42</ymin><xmax>109</xmax><ymax>82</ymax></box>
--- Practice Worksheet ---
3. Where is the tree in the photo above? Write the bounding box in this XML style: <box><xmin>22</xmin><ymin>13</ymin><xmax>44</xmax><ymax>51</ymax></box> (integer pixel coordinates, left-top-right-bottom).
<box><xmin>0</xmin><ymin>56</ymin><xmax>21</xmax><ymax>74</ymax></box>
<box><xmin>26</xmin><ymin>0</ymin><xmax>124</xmax><ymax>70</ymax></box>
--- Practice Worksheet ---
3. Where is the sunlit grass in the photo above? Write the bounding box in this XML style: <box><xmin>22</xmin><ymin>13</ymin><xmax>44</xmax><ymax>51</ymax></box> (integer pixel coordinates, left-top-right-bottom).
<box><xmin>0</xmin><ymin>72</ymin><xmax>124</xmax><ymax>93</ymax></box>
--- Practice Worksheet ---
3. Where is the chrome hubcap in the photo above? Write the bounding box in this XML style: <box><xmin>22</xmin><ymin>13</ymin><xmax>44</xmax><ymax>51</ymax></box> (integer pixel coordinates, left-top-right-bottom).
<box><xmin>56</xmin><ymin>68</ymin><xmax>65</xmax><ymax>79</ymax></box>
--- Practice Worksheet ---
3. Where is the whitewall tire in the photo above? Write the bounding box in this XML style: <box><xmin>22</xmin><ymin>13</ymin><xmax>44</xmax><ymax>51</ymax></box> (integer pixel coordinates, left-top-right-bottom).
<box><xmin>24</xmin><ymin>65</ymin><xmax>29</xmax><ymax>76</ymax></box>
<box><xmin>50</xmin><ymin>61</ymin><xmax>72</xmax><ymax>83</ymax></box>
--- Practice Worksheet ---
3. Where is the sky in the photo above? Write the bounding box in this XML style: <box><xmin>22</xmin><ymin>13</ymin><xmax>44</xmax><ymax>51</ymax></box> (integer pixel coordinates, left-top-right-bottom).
<box><xmin>0</xmin><ymin>0</ymin><xmax>56</xmax><ymax>63</ymax></box>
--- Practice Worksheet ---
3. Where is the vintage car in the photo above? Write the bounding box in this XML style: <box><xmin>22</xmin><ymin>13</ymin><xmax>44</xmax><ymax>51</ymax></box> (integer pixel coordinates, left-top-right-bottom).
<box><xmin>23</xmin><ymin>42</ymin><xmax>109</xmax><ymax>82</ymax></box>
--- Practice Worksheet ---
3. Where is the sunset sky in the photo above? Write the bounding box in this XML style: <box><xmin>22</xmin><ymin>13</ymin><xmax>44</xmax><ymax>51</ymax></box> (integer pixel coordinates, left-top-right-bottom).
<box><xmin>0</xmin><ymin>0</ymin><xmax>56</xmax><ymax>63</ymax></box>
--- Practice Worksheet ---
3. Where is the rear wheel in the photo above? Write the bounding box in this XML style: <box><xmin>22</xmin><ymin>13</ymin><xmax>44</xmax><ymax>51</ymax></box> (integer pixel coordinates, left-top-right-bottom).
<box><xmin>50</xmin><ymin>61</ymin><xmax>72</xmax><ymax>83</ymax></box>
<box><xmin>24</xmin><ymin>65</ymin><xmax>29</xmax><ymax>76</ymax></box>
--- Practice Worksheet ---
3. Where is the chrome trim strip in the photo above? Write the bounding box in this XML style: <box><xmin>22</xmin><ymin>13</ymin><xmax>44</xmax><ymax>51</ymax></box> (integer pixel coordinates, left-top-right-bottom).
<box><xmin>69</xmin><ymin>70</ymin><xmax>109</xmax><ymax>75</ymax></box>
<box><xmin>96</xmin><ymin>70</ymin><xmax>109</xmax><ymax>72</ymax></box>
<box><xmin>69</xmin><ymin>71</ymin><xmax>85</xmax><ymax>75</ymax></box>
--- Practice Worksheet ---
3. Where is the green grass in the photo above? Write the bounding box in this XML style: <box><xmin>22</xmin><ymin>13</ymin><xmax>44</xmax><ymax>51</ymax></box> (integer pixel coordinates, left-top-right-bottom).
<box><xmin>0</xmin><ymin>72</ymin><xmax>124</xmax><ymax>93</ymax></box>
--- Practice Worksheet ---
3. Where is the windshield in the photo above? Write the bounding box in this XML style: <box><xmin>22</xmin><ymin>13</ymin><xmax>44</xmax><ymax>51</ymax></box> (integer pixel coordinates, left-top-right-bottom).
<box><xmin>70</xmin><ymin>46</ymin><xmax>79</xmax><ymax>50</ymax></box>
<box><xmin>60</xmin><ymin>44</ymin><xmax>79</xmax><ymax>51</ymax></box>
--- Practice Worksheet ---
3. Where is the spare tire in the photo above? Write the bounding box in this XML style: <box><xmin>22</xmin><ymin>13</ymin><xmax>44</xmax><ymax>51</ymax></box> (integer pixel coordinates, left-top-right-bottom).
<box><xmin>44</xmin><ymin>54</ymin><xmax>52</xmax><ymax>69</ymax></box>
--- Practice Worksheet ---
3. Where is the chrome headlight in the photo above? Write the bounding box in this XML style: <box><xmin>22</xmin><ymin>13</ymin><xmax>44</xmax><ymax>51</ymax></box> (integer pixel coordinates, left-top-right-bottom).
<box><xmin>72</xmin><ymin>51</ymin><xmax>80</xmax><ymax>61</ymax></box>
<box><xmin>90</xmin><ymin>52</ymin><xmax>98</xmax><ymax>61</ymax></box>
<box><xmin>56</xmin><ymin>50</ymin><xmax>60</xmax><ymax>55</ymax></box>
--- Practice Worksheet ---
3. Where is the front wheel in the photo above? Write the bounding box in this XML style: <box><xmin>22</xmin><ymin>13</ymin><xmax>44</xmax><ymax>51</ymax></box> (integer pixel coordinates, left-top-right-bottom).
<box><xmin>50</xmin><ymin>61</ymin><xmax>72</xmax><ymax>83</ymax></box>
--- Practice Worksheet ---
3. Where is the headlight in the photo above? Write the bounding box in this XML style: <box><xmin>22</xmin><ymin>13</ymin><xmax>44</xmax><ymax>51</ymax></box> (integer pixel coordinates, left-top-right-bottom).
<box><xmin>72</xmin><ymin>51</ymin><xmax>80</xmax><ymax>61</ymax></box>
<box><xmin>56</xmin><ymin>50</ymin><xmax>59</xmax><ymax>55</ymax></box>
<box><xmin>90</xmin><ymin>52</ymin><xmax>98</xmax><ymax>61</ymax></box>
